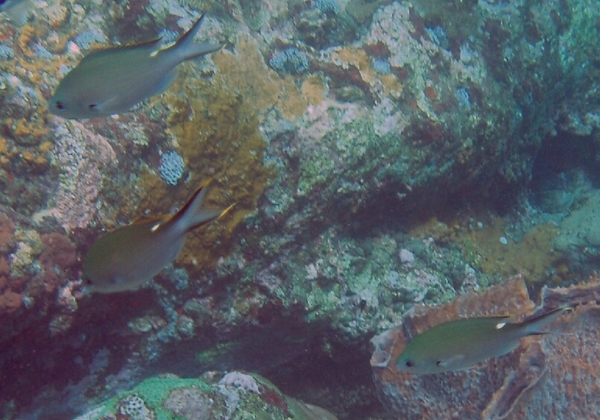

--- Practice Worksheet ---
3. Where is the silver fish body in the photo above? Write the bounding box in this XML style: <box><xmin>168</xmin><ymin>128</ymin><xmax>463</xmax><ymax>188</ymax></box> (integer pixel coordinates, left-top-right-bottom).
<box><xmin>49</xmin><ymin>13</ymin><xmax>223</xmax><ymax>119</ymax></box>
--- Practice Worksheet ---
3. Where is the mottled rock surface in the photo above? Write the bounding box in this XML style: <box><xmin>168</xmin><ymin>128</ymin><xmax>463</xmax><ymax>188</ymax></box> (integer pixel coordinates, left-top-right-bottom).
<box><xmin>75</xmin><ymin>371</ymin><xmax>338</xmax><ymax>420</ymax></box>
<box><xmin>1</xmin><ymin>0</ymin><xmax>600</xmax><ymax>418</ymax></box>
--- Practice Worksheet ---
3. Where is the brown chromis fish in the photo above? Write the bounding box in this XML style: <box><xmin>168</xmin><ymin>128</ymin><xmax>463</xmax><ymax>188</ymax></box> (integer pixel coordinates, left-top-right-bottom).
<box><xmin>49</xmin><ymin>13</ymin><xmax>223</xmax><ymax>119</ymax></box>
<box><xmin>395</xmin><ymin>307</ymin><xmax>571</xmax><ymax>375</ymax></box>
<box><xmin>84</xmin><ymin>180</ymin><xmax>232</xmax><ymax>294</ymax></box>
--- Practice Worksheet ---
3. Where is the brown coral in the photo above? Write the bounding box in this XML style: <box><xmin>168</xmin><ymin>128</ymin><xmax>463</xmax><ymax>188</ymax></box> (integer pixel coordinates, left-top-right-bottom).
<box><xmin>371</xmin><ymin>275</ymin><xmax>600</xmax><ymax>419</ymax></box>
<box><xmin>410</xmin><ymin>216</ymin><xmax>560</xmax><ymax>283</ymax></box>
<box><xmin>39</xmin><ymin>233</ymin><xmax>77</xmax><ymax>293</ymax></box>
<box><xmin>0</xmin><ymin>289</ymin><xmax>22</xmax><ymax>314</ymax></box>
<box><xmin>0</xmin><ymin>258</ymin><xmax>9</xmax><ymax>290</ymax></box>
<box><xmin>329</xmin><ymin>46</ymin><xmax>403</xmax><ymax>99</ymax></box>
<box><xmin>0</xmin><ymin>213</ymin><xmax>15</xmax><ymax>251</ymax></box>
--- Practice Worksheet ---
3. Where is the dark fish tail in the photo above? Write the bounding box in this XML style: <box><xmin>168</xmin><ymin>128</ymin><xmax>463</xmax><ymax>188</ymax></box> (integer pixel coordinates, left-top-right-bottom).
<box><xmin>176</xmin><ymin>12</ymin><xmax>207</xmax><ymax>49</ymax></box>
<box><xmin>171</xmin><ymin>179</ymin><xmax>228</xmax><ymax>234</ymax></box>
<box><xmin>170</xmin><ymin>179</ymin><xmax>210</xmax><ymax>229</ymax></box>
<box><xmin>171</xmin><ymin>12</ymin><xmax>224</xmax><ymax>62</ymax></box>
<box><xmin>522</xmin><ymin>306</ymin><xmax>572</xmax><ymax>336</ymax></box>
<box><xmin>185</xmin><ymin>194</ymin><xmax>235</xmax><ymax>232</ymax></box>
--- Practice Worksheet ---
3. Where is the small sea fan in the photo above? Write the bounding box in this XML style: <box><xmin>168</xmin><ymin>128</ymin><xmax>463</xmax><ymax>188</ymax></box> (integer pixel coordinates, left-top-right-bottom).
<box><xmin>159</xmin><ymin>150</ymin><xmax>185</xmax><ymax>186</ymax></box>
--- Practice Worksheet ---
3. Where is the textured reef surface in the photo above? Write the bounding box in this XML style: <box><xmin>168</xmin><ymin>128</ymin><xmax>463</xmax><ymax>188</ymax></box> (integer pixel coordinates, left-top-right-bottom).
<box><xmin>75</xmin><ymin>371</ymin><xmax>338</xmax><ymax>420</ymax></box>
<box><xmin>371</xmin><ymin>276</ymin><xmax>600</xmax><ymax>419</ymax></box>
<box><xmin>1</xmin><ymin>0</ymin><xmax>600</xmax><ymax>418</ymax></box>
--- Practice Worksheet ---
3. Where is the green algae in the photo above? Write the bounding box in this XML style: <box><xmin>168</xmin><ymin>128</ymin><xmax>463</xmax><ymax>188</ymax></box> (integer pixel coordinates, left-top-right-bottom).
<box><xmin>297</xmin><ymin>149</ymin><xmax>337</xmax><ymax>197</ymax></box>
<box><xmin>286</xmin><ymin>229</ymin><xmax>460</xmax><ymax>329</ymax></box>
<box><xmin>77</xmin><ymin>372</ymin><xmax>338</xmax><ymax>420</ymax></box>
<box><xmin>559</xmin><ymin>0</ymin><xmax>600</xmax><ymax>71</ymax></box>
<box><xmin>296</xmin><ymin>113</ymin><xmax>403</xmax><ymax>199</ymax></box>
<box><xmin>239</xmin><ymin>0</ymin><xmax>267</xmax><ymax>31</ymax></box>
<box><xmin>84</xmin><ymin>376</ymin><xmax>213</xmax><ymax>420</ymax></box>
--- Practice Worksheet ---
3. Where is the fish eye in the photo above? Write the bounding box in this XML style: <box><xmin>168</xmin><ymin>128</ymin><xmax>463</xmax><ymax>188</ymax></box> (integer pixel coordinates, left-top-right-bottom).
<box><xmin>404</xmin><ymin>360</ymin><xmax>414</xmax><ymax>368</ymax></box>
<box><xmin>55</xmin><ymin>101</ymin><xmax>65</xmax><ymax>110</ymax></box>
<box><xmin>436</xmin><ymin>360</ymin><xmax>443</xmax><ymax>366</ymax></box>
<box><xmin>88</xmin><ymin>104</ymin><xmax>97</xmax><ymax>110</ymax></box>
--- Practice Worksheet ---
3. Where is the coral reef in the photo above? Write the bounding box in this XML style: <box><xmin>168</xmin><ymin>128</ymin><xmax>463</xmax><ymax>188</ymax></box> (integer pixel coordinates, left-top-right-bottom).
<box><xmin>134</xmin><ymin>32</ymin><xmax>312</xmax><ymax>282</ymax></box>
<box><xmin>371</xmin><ymin>275</ymin><xmax>600</xmax><ymax>419</ymax></box>
<box><xmin>1</xmin><ymin>0</ymin><xmax>600</xmax><ymax>418</ymax></box>
<box><xmin>76</xmin><ymin>371</ymin><xmax>339</xmax><ymax>420</ymax></box>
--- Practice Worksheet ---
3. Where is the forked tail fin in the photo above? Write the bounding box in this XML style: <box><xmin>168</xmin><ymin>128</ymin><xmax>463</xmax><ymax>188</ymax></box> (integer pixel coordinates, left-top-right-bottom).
<box><xmin>523</xmin><ymin>306</ymin><xmax>572</xmax><ymax>336</ymax></box>
<box><xmin>170</xmin><ymin>12</ymin><xmax>224</xmax><ymax>62</ymax></box>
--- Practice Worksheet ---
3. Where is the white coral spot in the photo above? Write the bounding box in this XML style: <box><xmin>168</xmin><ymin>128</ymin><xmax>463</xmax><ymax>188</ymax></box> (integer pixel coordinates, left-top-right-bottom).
<box><xmin>219</xmin><ymin>372</ymin><xmax>260</xmax><ymax>394</ymax></box>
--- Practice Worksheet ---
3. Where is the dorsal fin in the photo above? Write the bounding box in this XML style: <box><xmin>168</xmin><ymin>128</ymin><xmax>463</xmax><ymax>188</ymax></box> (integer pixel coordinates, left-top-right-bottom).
<box><xmin>522</xmin><ymin>306</ymin><xmax>572</xmax><ymax>335</ymax></box>
<box><xmin>131</xmin><ymin>214</ymin><xmax>167</xmax><ymax>226</ymax></box>
<box><xmin>170</xmin><ymin>177</ymin><xmax>213</xmax><ymax>227</ymax></box>
<box><xmin>172</xmin><ymin>12</ymin><xmax>207</xmax><ymax>51</ymax></box>
<box><xmin>162</xmin><ymin>12</ymin><xmax>224</xmax><ymax>63</ymax></box>
<box><xmin>81</xmin><ymin>37</ymin><xmax>162</xmax><ymax>61</ymax></box>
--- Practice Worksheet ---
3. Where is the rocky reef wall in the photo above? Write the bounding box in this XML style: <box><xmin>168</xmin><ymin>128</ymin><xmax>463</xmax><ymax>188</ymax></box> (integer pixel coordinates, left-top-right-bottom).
<box><xmin>1</xmin><ymin>0</ymin><xmax>600</xmax><ymax>418</ymax></box>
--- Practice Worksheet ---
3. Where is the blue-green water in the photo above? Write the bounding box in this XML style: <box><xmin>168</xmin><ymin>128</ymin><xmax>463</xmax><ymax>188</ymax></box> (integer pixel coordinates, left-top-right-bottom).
<box><xmin>1</xmin><ymin>0</ymin><xmax>600</xmax><ymax>419</ymax></box>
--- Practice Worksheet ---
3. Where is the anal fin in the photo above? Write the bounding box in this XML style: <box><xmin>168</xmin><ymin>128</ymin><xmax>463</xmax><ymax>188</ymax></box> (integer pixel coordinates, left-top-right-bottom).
<box><xmin>154</xmin><ymin>69</ymin><xmax>178</xmax><ymax>96</ymax></box>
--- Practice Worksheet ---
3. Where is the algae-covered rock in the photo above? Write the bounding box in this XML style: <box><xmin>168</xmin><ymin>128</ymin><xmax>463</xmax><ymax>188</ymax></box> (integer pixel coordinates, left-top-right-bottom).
<box><xmin>75</xmin><ymin>371</ymin><xmax>338</xmax><ymax>420</ymax></box>
<box><xmin>554</xmin><ymin>191</ymin><xmax>600</xmax><ymax>250</ymax></box>
<box><xmin>3</xmin><ymin>0</ymin><xmax>600</xmax><ymax>418</ymax></box>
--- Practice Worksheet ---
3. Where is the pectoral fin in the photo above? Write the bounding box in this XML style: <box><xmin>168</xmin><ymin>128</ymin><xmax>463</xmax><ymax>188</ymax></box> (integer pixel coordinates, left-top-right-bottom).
<box><xmin>437</xmin><ymin>354</ymin><xmax>467</xmax><ymax>370</ymax></box>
